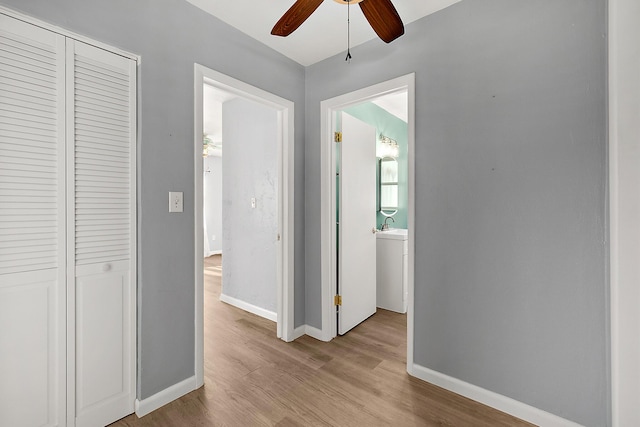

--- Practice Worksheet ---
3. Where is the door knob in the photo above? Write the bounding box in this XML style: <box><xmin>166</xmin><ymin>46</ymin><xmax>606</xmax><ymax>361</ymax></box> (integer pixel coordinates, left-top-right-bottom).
<box><xmin>372</xmin><ymin>228</ymin><xmax>377</xmax><ymax>234</ymax></box>
<box><xmin>103</xmin><ymin>263</ymin><xmax>112</xmax><ymax>272</ymax></box>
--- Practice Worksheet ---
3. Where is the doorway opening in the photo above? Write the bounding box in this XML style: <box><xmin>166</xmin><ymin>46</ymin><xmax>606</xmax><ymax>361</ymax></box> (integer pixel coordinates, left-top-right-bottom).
<box><xmin>319</xmin><ymin>73</ymin><xmax>416</xmax><ymax>367</ymax></box>
<box><xmin>194</xmin><ymin>65</ymin><xmax>295</xmax><ymax>388</ymax></box>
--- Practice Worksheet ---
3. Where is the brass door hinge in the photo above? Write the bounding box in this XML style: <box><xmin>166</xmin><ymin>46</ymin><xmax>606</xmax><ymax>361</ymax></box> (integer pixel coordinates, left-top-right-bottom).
<box><xmin>334</xmin><ymin>132</ymin><xmax>342</xmax><ymax>143</ymax></box>
<box><xmin>334</xmin><ymin>295</ymin><xmax>342</xmax><ymax>306</ymax></box>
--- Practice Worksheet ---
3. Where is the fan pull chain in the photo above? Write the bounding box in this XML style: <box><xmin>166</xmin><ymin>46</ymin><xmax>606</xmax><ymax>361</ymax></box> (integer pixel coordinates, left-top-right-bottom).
<box><xmin>345</xmin><ymin>0</ymin><xmax>352</xmax><ymax>62</ymax></box>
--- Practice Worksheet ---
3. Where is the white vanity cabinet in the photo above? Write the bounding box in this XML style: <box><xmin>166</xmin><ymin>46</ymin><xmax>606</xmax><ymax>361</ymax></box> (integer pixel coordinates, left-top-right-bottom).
<box><xmin>376</xmin><ymin>229</ymin><xmax>408</xmax><ymax>313</ymax></box>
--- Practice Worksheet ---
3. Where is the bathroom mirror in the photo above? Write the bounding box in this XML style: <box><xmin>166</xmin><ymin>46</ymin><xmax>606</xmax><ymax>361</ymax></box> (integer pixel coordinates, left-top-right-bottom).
<box><xmin>379</xmin><ymin>157</ymin><xmax>398</xmax><ymax>216</ymax></box>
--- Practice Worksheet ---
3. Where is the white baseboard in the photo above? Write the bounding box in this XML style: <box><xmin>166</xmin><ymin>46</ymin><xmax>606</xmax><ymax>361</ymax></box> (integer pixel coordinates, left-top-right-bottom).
<box><xmin>219</xmin><ymin>293</ymin><xmax>277</xmax><ymax>322</ymax></box>
<box><xmin>410</xmin><ymin>364</ymin><xmax>582</xmax><ymax>427</ymax></box>
<box><xmin>205</xmin><ymin>250</ymin><xmax>222</xmax><ymax>257</ymax></box>
<box><xmin>135</xmin><ymin>376</ymin><xmax>197</xmax><ymax>418</ymax></box>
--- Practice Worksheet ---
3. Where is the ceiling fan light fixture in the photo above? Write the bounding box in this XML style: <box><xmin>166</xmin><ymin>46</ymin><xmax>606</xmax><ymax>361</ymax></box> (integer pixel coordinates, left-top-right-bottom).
<box><xmin>272</xmin><ymin>0</ymin><xmax>404</xmax><ymax>44</ymax></box>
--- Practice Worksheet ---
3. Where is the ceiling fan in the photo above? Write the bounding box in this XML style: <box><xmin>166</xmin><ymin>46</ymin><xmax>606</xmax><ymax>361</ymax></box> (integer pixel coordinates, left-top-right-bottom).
<box><xmin>271</xmin><ymin>0</ymin><xmax>405</xmax><ymax>44</ymax></box>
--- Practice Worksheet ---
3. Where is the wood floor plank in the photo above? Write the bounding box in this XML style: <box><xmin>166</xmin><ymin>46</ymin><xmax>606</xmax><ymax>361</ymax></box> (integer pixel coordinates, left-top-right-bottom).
<box><xmin>110</xmin><ymin>255</ymin><xmax>533</xmax><ymax>427</ymax></box>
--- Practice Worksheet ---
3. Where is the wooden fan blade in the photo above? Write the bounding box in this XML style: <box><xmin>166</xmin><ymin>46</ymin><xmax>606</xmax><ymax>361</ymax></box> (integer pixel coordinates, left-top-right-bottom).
<box><xmin>359</xmin><ymin>0</ymin><xmax>404</xmax><ymax>43</ymax></box>
<box><xmin>271</xmin><ymin>0</ymin><xmax>325</xmax><ymax>37</ymax></box>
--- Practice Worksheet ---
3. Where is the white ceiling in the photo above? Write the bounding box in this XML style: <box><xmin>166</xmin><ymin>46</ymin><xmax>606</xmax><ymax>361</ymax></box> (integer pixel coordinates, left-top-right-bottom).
<box><xmin>186</xmin><ymin>0</ymin><xmax>462</xmax><ymax>66</ymax></box>
<box><xmin>372</xmin><ymin>91</ymin><xmax>407</xmax><ymax>122</ymax></box>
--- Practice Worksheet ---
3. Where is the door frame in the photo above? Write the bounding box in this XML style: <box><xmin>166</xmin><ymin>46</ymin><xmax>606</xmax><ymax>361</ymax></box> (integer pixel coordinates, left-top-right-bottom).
<box><xmin>319</xmin><ymin>74</ymin><xmax>415</xmax><ymax>354</ymax></box>
<box><xmin>193</xmin><ymin>64</ymin><xmax>295</xmax><ymax>388</ymax></box>
<box><xmin>609</xmin><ymin>0</ymin><xmax>640</xmax><ymax>424</ymax></box>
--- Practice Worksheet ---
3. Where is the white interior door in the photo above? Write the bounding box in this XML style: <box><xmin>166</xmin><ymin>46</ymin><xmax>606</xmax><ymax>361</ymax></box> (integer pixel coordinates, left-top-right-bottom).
<box><xmin>0</xmin><ymin>15</ymin><xmax>67</xmax><ymax>427</ymax></box>
<box><xmin>338</xmin><ymin>112</ymin><xmax>377</xmax><ymax>335</ymax></box>
<box><xmin>67</xmin><ymin>39</ymin><xmax>136</xmax><ymax>427</ymax></box>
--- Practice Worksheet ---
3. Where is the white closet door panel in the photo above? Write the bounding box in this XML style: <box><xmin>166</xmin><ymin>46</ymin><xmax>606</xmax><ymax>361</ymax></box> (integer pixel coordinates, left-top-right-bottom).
<box><xmin>67</xmin><ymin>38</ymin><xmax>136</xmax><ymax>427</ymax></box>
<box><xmin>0</xmin><ymin>13</ymin><xmax>66</xmax><ymax>427</ymax></box>
<box><xmin>0</xmin><ymin>273</ymin><xmax>58</xmax><ymax>427</ymax></box>
<box><xmin>75</xmin><ymin>268</ymin><xmax>130</xmax><ymax>421</ymax></box>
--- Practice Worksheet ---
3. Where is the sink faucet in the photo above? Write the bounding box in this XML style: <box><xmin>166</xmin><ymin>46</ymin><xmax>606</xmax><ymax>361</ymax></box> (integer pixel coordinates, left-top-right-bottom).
<box><xmin>381</xmin><ymin>216</ymin><xmax>395</xmax><ymax>231</ymax></box>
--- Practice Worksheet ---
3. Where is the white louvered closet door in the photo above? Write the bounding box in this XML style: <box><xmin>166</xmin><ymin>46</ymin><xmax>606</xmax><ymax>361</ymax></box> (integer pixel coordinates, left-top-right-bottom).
<box><xmin>0</xmin><ymin>15</ymin><xmax>67</xmax><ymax>427</ymax></box>
<box><xmin>66</xmin><ymin>40</ymin><xmax>136</xmax><ymax>427</ymax></box>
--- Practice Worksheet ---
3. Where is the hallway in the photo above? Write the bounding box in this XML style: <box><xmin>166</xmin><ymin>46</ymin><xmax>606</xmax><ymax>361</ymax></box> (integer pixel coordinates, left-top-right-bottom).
<box><xmin>111</xmin><ymin>255</ymin><xmax>530</xmax><ymax>426</ymax></box>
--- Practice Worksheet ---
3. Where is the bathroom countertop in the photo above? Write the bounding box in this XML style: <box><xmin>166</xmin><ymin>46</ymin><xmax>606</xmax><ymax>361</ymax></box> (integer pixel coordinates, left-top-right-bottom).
<box><xmin>376</xmin><ymin>228</ymin><xmax>408</xmax><ymax>240</ymax></box>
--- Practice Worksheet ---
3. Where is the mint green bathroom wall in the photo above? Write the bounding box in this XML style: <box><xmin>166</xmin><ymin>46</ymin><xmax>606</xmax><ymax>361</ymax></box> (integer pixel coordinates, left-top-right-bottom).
<box><xmin>343</xmin><ymin>103</ymin><xmax>408</xmax><ymax>229</ymax></box>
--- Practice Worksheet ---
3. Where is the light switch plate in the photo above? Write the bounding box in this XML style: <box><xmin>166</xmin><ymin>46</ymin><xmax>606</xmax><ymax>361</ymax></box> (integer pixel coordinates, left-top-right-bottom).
<box><xmin>169</xmin><ymin>191</ymin><xmax>183</xmax><ymax>213</ymax></box>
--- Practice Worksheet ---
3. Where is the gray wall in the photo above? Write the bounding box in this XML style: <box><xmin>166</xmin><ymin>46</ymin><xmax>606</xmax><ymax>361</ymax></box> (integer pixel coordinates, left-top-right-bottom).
<box><xmin>0</xmin><ymin>0</ymin><xmax>306</xmax><ymax>399</ymax></box>
<box><xmin>221</xmin><ymin>98</ymin><xmax>278</xmax><ymax>312</ymax></box>
<box><xmin>305</xmin><ymin>1</ymin><xmax>607</xmax><ymax>425</ymax></box>
<box><xmin>203</xmin><ymin>155</ymin><xmax>222</xmax><ymax>254</ymax></box>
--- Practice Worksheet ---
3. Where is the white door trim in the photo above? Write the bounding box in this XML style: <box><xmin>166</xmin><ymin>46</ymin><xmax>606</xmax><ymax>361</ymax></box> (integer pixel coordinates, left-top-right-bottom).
<box><xmin>193</xmin><ymin>64</ymin><xmax>295</xmax><ymax>388</ymax></box>
<box><xmin>319</xmin><ymin>73</ymin><xmax>415</xmax><ymax>364</ymax></box>
<box><xmin>609</xmin><ymin>0</ymin><xmax>640</xmax><ymax>425</ymax></box>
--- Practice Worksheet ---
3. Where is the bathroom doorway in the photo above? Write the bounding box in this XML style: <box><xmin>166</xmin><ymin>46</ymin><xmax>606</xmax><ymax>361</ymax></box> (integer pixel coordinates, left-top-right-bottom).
<box><xmin>319</xmin><ymin>73</ymin><xmax>416</xmax><ymax>368</ymax></box>
<box><xmin>334</xmin><ymin>93</ymin><xmax>410</xmax><ymax>335</ymax></box>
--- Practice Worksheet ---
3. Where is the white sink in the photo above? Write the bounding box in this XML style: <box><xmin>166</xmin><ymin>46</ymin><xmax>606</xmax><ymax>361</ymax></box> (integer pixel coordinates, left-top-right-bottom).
<box><xmin>377</xmin><ymin>228</ymin><xmax>408</xmax><ymax>240</ymax></box>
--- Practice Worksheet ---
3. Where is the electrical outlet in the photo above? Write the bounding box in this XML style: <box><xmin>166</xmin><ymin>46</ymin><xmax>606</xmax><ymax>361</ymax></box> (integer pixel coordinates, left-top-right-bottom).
<box><xmin>211</xmin><ymin>234</ymin><xmax>216</xmax><ymax>241</ymax></box>
<box><xmin>169</xmin><ymin>191</ymin><xmax>183</xmax><ymax>213</ymax></box>
<box><xmin>251</xmin><ymin>197</ymin><xmax>256</xmax><ymax>209</ymax></box>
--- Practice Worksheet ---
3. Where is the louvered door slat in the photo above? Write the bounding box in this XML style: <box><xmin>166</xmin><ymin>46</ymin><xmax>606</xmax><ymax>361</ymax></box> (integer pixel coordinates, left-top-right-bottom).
<box><xmin>76</xmin><ymin>224</ymin><xmax>129</xmax><ymax>233</ymax></box>
<box><xmin>75</xmin><ymin>58</ymin><xmax>129</xmax><ymax>82</ymax></box>
<box><xmin>0</xmin><ymin>72</ymin><xmax>56</xmax><ymax>93</ymax></box>
<box><xmin>75</xmin><ymin>74</ymin><xmax>129</xmax><ymax>98</ymax></box>
<box><xmin>75</xmin><ymin>97</ymin><xmax>129</xmax><ymax>116</ymax></box>
<box><xmin>0</xmin><ymin>243</ymin><xmax>57</xmax><ymax>255</ymax></box>
<box><xmin>0</xmin><ymin>225</ymin><xmax>55</xmax><ymax>235</ymax></box>
<box><xmin>0</xmin><ymin>139</ymin><xmax>58</xmax><ymax>154</ymax></box>
<box><xmin>76</xmin><ymin>145</ymin><xmax>129</xmax><ymax>160</ymax></box>
<box><xmin>0</xmin><ymin>81</ymin><xmax>56</xmax><ymax>103</ymax></box>
<box><xmin>76</xmin><ymin>111</ymin><xmax>130</xmax><ymax>131</ymax></box>
<box><xmin>0</xmin><ymin>235</ymin><xmax>57</xmax><ymax>247</ymax></box>
<box><xmin>0</xmin><ymin>100</ymin><xmax>58</xmax><ymax>122</ymax></box>
<box><xmin>0</xmin><ymin>95</ymin><xmax>58</xmax><ymax>116</ymax></box>
<box><xmin>0</xmin><ymin>237</ymin><xmax>56</xmax><ymax>246</ymax></box>
<box><xmin>0</xmin><ymin>183</ymin><xmax>57</xmax><ymax>193</ymax></box>
<box><xmin>0</xmin><ymin>31</ymin><xmax>57</xmax><ymax>61</ymax></box>
<box><xmin>0</xmin><ymin>61</ymin><xmax>56</xmax><ymax>86</ymax></box>
<box><xmin>0</xmin><ymin>112</ymin><xmax>56</xmax><ymax>133</ymax></box>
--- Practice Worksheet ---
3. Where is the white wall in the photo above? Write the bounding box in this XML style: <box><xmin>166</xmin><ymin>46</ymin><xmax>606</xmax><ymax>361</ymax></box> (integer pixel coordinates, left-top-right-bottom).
<box><xmin>221</xmin><ymin>97</ymin><xmax>278</xmax><ymax>312</ymax></box>
<box><xmin>203</xmin><ymin>155</ymin><xmax>222</xmax><ymax>255</ymax></box>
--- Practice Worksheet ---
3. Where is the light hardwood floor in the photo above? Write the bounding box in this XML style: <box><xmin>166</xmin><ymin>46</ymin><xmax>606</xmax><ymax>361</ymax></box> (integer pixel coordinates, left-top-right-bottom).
<box><xmin>111</xmin><ymin>255</ymin><xmax>532</xmax><ymax>426</ymax></box>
